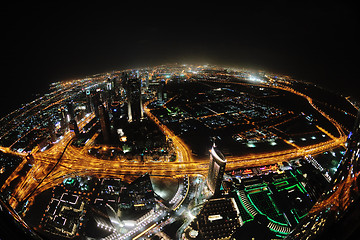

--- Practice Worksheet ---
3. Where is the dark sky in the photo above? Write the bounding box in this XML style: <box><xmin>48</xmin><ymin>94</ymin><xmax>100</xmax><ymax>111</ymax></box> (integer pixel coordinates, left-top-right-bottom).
<box><xmin>2</xmin><ymin>1</ymin><xmax>359</xmax><ymax>117</ymax></box>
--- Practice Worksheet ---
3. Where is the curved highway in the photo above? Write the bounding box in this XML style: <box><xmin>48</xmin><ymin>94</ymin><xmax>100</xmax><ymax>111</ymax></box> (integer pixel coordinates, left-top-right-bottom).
<box><xmin>1</xmin><ymin>80</ymin><xmax>348</xmax><ymax>210</ymax></box>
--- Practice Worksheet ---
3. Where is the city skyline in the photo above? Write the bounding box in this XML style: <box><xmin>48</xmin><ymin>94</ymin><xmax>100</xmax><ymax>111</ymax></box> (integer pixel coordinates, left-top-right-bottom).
<box><xmin>0</xmin><ymin>64</ymin><xmax>358</xmax><ymax>239</ymax></box>
<box><xmin>1</xmin><ymin>2</ymin><xmax>359</xmax><ymax>239</ymax></box>
<box><xmin>2</xmin><ymin>2</ymin><xmax>358</xmax><ymax>117</ymax></box>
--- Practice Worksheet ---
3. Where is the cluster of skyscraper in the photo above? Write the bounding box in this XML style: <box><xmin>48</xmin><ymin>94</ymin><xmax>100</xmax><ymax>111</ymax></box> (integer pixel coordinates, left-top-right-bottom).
<box><xmin>65</xmin><ymin>72</ymin><xmax>147</xmax><ymax>144</ymax></box>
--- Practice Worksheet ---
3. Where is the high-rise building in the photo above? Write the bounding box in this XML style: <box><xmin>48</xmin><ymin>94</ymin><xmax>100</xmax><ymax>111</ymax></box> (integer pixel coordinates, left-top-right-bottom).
<box><xmin>85</xmin><ymin>89</ymin><xmax>92</xmax><ymax>113</ymax></box>
<box><xmin>110</xmin><ymin>101</ymin><xmax>121</xmax><ymax>120</ymax></box>
<box><xmin>59</xmin><ymin>107</ymin><xmax>68</xmax><ymax>133</ymax></box>
<box><xmin>66</xmin><ymin>102</ymin><xmax>79</xmax><ymax>135</ymax></box>
<box><xmin>91</xmin><ymin>92</ymin><xmax>101</xmax><ymax>118</ymax></box>
<box><xmin>48</xmin><ymin>120</ymin><xmax>56</xmax><ymax>143</ymax></box>
<box><xmin>66</xmin><ymin>102</ymin><xmax>76</xmax><ymax>121</ymax></box>
<box><xmin>112</xmin><ymin>76</ymin><xmax>120</xmax><ymax>99</ymax></box>
<box><xmin>158</xmin><ymin>79</ymin><xmax>166</xmax><ymax>101</ymax></box>
<box><xmin>207</xmin><ymin>145</ymin><xmax>227</xmax><ymax>195</ymax></box>
<box><xmin>125</xmin><ymin>77</ymin><xmax>143</xmax><ymax>122</ymax></box>
<box><xmin>287</xmin><ymin>110</ymin><xmax>360</xmax><ymax>239</ymax></box>
<box><xmin>98</xmin><ymin>104</ymin><xmax>111</xmax><ymax>144</ymax></box>
<box><xmin>69</xmin><ymin>119</ymin><xmax>79</xmax><ymax>135</ymax></box>
<box><xmin>144</xmin><ymin>71</ymin><xmax>149</xmax><ymax>89</ymax></box>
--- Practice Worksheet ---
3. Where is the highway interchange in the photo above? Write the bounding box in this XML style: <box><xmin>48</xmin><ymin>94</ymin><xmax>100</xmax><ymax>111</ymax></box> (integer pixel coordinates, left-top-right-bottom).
<box><xmin>0</xmin><ymin>71</ymin><xmax>350</xmax><ymax>213</ymax></box>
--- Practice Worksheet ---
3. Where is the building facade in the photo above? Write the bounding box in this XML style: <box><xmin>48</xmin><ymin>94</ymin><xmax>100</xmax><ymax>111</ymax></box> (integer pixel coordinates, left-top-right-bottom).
<box><xmin>207</xmin><ymin>145</ymin><xmax>227</xmax><ymax>195</ymax></box>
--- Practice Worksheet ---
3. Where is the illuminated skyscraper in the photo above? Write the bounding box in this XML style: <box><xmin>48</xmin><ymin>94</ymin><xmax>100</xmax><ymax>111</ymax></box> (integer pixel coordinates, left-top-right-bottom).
<box><xmin>158</xmin><ymin>79</ymin><xmax>166</xmax><ymax>101</ymax></box>
<box><xmin>112</xmin><ymin>76</ymin><xmax>120</xmax><ymax>99</ymax></box>
<box><xmin>110</xmin><ymin>101</ymin><xmax>121</xmax><ymax>120</ymax></box>
<box><xmin>48</xmin><ymin>120</ymin><xmax>56</xmax><ymax>143</ymax></box>
<box><xmin>66</xmin><ymin>102</ymin><xmax>79</xmax><ymax>135</ymax></box>
<box><xmin>207</xmin><ymin>145</ymin><xmax>227</xmax><ymax>195</ymax></box>
<box><xmin>85</xmin><ymin>89</ymin><xmax>92</xmax><ymax>113</ymax></box>
<box><xmin>125</xmin><ymin>78</ymin><xmax>143</xmax><ymax>122</ymax></box>
<box><xmin>59</xmin><ymin>107</ymin><xmax>68</xmax><ymax>133</ymax></box>
<box><xmin>98</xmin><ymin>104</ymin><xmax>111</xmax><ymax>144</ymax></box>
<box><xmin>91</xmin><ymin>92</ymin><xmax>101</xmax><ymax>118</ymax></box>
<box><xmin>66</xmin><ymin>102</ymin><xmax>76</xmax><ymax>121</ymax></box>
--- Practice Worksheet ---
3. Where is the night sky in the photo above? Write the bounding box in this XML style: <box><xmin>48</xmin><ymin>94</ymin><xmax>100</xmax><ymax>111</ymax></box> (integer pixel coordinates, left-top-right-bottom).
<box><xmin>2</xmin><ymin>2</ymin><xmax>358</xmax><ymax>117</ymax></box>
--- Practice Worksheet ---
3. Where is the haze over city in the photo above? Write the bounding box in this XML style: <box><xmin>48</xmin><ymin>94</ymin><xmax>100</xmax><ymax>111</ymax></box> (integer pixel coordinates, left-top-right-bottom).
<box><xmin>2</xmin><ymin>2</ymin><xmax>358</xmax><ymax>117</ymax></box>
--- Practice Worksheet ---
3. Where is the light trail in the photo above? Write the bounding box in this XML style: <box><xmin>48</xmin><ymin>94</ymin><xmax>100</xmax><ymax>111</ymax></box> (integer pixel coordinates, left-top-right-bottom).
<box><xmin>2</xmin><ymin>79</ymin><xmax>349</xmax><ymax>211</ymax></box>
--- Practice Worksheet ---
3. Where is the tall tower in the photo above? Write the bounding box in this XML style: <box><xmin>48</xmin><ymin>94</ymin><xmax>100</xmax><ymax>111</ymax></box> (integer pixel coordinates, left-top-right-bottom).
<box><xmin>66</xmin><ymin>102</ymin><xmax>79</xmax><ymax>135</ymax></box>
<box><xmin>91</xmin><ymin>92</ymin><xmax>101</xmax><ymax>118</ymax></box>
<box><xmin>158</xmin><ymin>79</ymin><xmax>166</xmax><ymax>101</ymax></box>
<box><xmin>59</xmin><ymin>107</ymin><xmax>68</xmax><ymax>132</ymax></box>
<box><xmin>48</xmin><ymin>120</ymin><xmax>56</xmax><ymax>143</ymax></box>
<box><xmin>207</xmin><ymin>145</ymin><xmax>227</xmax><ymax>195</ymax></box>
<box><xmin>85</xmin><ymin>89</ymin><xmax>92</xmax><ymax>113</ymax></box>
<box><xmin>110</xmin><ymin>101</ymin><xmax>121</xmax><ymax>120</ymax></box>
<box><xmin>125</xmin><ymin>78</ymin><xmax>143</xmax><ymax>122</ymax></box>
<box><xmin>98</xmin><ymin>104</ymin><xmax>111</xmax><ymax>144</ymax></box>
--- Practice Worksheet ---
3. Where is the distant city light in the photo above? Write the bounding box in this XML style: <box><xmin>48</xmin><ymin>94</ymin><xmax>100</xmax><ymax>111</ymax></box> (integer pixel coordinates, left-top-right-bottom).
<box><xmin>247</xmin><ymin>75</ymin><xmax>264</xmax><ymax>83</ymax></box>
<box><xmin>0</xmin><ymin>63</ymin><xmax>354</xmax><ymax>240</ymax></box>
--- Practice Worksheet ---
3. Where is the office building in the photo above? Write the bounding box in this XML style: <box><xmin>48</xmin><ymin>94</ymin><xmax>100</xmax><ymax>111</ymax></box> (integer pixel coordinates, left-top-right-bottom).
<box><xmin>125</xmin><ymin>78</ymin><xmax>143</xmax><ymax>122</ymax></box>
<box><xmin>48</xmin><ymin>120</ymin><xmax>56</xmax><ymax>143</ymax></box>
<box><xmin>85</xmin><ymin>89</ymin><xmax>92</xmax><ymax>113</ymax></box>
<box><xmin>158</xmin><ymin>79</ymin><xmax>166</xmax><ymax>101</ymax></box>
<box><xmin>207</xmin><ymin>145</ymin><xmax>227</xmax><ymax>195</ymax></box>
<box><xmin>98</xmin><ymin>104</ymin><xmax>111</xmax><ymax>144</ymax></box>
<box><xmin>110</xmin><ymin>101</ymin><xmax>122</xmax><ymax>120</ymax></box>
<box><xmin>59</xmin><ymin>107</ymin><xmax>68</xmax><ymax>133</ymax></box>
<box><xmin>91</xmin><ymin>92</ymin><xmax>101</xmax><ymax>118</ymax></box>
<box><xmin>66</xmin><ymin>102</ymin><xmax>79</xmax><ymax>135</ymax></box>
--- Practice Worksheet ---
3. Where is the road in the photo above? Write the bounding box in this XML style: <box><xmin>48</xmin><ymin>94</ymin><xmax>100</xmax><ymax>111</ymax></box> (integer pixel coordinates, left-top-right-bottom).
<box><xmin>1</xmin><ymin>82</ymin><xmax>348</xmax><ymax>210</ymax></box>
